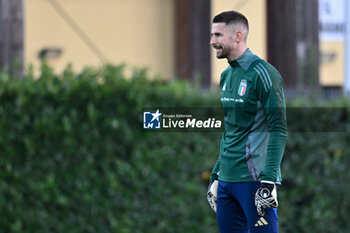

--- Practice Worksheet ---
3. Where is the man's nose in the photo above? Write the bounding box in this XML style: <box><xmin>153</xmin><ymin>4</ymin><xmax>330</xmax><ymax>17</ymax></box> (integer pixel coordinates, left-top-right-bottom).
<box><xmin>210</xmin><ymin>37</ymin><xmax>216</xmax><ymax>45</ymax></box>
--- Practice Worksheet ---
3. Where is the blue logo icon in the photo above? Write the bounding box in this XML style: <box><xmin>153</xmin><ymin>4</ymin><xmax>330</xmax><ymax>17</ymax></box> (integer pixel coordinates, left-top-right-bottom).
<box><xmin>143</xmin><ymin>109</ymin><xmax>162</xmax><ymax>129</ymax></box>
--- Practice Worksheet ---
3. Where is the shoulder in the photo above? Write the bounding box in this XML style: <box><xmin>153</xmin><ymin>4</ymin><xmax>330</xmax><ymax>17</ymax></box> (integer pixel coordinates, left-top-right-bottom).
<box><xmin>250</xmin><ymin>59</ymin><xmax>283</xmax><ymax>89</ymax></box>
<box><xmin>250</xmin><ymin>59</ymin><xmax>282</xmax><ymax>80</ymax></box>
<box><xmin>221</xmin><ymin>65</ymin><xmax>231</xmax><ymax>77</ymax></box>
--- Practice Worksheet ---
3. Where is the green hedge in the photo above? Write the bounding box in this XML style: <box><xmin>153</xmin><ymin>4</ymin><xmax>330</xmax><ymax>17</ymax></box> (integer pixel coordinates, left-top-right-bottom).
<box><xmin>280</xmin><ymin>99</ymin><xmax>350</xmax><ymax>233</ymax></box>
<box><xmin>0</xmin><ymin>64</ymin><xmax>221</xmax><ymax>233</ymax></box>
<box><xmin>0</xmin><ymin>64</ymin><xmax>349</xmax><ymax>232</ymax></box>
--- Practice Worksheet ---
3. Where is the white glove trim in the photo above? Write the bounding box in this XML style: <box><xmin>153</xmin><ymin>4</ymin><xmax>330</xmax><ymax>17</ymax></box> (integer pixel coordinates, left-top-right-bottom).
<box><xmin>207</xmin><ymin>180</ymin><xmax>218</xmax><ymax>213</ymax></box>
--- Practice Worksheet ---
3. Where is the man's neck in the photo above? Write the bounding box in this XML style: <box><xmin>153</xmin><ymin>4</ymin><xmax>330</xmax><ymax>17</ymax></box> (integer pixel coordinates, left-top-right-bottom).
<box><xmin>227</xmin><ymin>45</ymin><xmax>247</xmax><ymax>61</ymax></box>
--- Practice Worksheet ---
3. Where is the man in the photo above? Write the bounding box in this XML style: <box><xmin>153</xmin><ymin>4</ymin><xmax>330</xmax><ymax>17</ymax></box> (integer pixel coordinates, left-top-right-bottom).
<box><xmin>207</xmin><ymin>11</ymin><xmax>288</xmax><ymax>233</ymax></box>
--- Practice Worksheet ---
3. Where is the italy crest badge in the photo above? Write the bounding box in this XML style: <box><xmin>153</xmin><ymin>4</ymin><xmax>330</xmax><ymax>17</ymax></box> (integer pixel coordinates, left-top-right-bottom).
<box><xmin>238</xmin><ymin>80</ymin><xmax>247</xmax><ymax>96</ymax></box>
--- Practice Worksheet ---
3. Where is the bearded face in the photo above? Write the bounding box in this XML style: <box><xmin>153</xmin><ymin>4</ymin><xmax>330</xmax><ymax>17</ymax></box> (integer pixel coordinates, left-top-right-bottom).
<box><xmin>210</xmin><ymin>23</ymin><xmax>239</xmax><ymax>60</ymax></box>
<box><xmin>212</xmin><ymin>43</ymin><xmax>233</xmax><ymax>59</ymax></box>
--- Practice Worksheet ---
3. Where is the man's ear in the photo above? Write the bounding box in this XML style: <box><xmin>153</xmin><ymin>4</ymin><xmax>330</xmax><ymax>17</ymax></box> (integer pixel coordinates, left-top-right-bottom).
<box><xmin>235</xmin><ymin>30</ymin><xmax>244</xmax><ymax>42</ymax></box>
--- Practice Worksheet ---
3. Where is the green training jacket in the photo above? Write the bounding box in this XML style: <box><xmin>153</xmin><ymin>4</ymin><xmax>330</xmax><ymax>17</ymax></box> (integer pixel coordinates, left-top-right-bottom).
<box><xmin>210</xmin><ymin>49</ymin><xmax>288</xmax><ymax>184</ymax></box>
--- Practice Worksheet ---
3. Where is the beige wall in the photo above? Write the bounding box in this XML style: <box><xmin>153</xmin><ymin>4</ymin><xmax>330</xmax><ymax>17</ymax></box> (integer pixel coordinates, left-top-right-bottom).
<box><xmin>25</xmin><ymin>1</ymin><xmax>339</xmax><ymax>87</ymax></box>
<box><xmin>24</xmin><ymin>0</ymin><xmax>174</xmax><ymax>78</ymax></box>
<box><xmin>319</xmin><ymin>41</ymin><xmax>344</xmax><ymax>86</ymax></box>
<box><xmin>211</xmin><ymin>0</ymin><xmax>267</xmax><ymax>86</ymax></box>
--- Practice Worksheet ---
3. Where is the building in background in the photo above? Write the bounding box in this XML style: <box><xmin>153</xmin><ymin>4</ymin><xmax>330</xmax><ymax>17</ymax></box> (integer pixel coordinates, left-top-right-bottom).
<box><xmin>24</xmin><ymin>0</ymin><xmax>266</xmax><ymax>87</ymax></box>
<box><xmin>319</xmin><ymin>0</ymin><xmax>346</xmax><ymax>90</ymax></box>
<box><xmin>25</xmin><ymin>0</ymin><xmax>175</xmax><ymax>78</ymax></box>
<box><xmin>23</xmin><ymin>0</ymin><xmax>347</xmax><ymax>92</ymax></box>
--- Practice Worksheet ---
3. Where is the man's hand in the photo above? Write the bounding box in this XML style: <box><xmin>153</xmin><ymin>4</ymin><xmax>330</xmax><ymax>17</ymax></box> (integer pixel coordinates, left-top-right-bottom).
<box><xmin>255</xmin><ymin>181</ymin><xmax>278</xmax><ymax>216</ymax></box>
<box><xmin>207</xmin><ymin>180</ymin><xmax>218</xmax><ymax>212</ymax></box>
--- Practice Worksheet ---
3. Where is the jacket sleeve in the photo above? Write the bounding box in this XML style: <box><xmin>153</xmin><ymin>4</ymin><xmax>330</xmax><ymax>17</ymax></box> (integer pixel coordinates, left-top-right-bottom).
<box><xmin>210</xmin><ymin>133</ymin><xmax>225</xmax><ymax>180</ymax></box>
<box><xmin>210</xmin><ymin>159</ymin><xmax>220</xmax><ymax>180</ymax></box>
<box><xmin>210</xmin><ymin>71</ymin><xmax>228</xmax><ymax>181</ymax></box>
<box><xmin>255</xmin><ymin>65</ymin><xmax>288</xmax><ymax>182</ymax></box>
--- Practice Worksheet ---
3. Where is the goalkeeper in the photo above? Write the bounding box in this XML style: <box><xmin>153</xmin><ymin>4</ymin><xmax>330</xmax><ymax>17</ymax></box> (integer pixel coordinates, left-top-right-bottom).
<box><xmin>207</xmin><ymin>11</ymin><xmax>288</xmax><ymax>233</ymax></box>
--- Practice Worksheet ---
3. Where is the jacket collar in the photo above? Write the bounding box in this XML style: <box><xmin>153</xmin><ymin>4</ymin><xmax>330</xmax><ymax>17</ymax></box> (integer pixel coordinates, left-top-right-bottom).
<box><xmin>228</xmin><ymin>49</ymin><xmax>257</xmax><ymax>71</ymax></box>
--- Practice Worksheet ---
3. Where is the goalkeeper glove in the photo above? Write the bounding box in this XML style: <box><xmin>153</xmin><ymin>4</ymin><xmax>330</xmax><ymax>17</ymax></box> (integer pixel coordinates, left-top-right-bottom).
<box><xmin>254</xmin><ymin>181</ymin><xmax>278</xmax><ymax>216</ymax></box>
<box><xmin>207</xmin><ymin>180</ymin><xmax>218</xmax><ymax>212</ymax></box>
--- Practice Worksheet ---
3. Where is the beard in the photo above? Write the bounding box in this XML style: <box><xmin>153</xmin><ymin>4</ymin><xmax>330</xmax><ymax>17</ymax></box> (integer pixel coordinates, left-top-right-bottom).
<box><xmin>214</xmin><ymin>46</ymin><xmax>231</xmax><ymax>59</ymax></box>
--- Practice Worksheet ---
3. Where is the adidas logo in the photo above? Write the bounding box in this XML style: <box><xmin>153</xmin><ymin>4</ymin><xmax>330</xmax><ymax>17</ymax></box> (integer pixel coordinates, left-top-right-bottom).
<box><xmin>254</xmin><ymin>217</ymin><xmax>268</xmax><ymax>227</ymax></box>
<box><xmin>222</xmin><ymin>83</ymin><xmax>226</xmax><ymax>91</ymax></box>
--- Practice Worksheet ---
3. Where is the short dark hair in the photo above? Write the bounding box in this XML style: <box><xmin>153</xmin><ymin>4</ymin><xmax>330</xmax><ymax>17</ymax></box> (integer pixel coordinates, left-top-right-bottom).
<box><xmin>213</xmin><ymin>11</ymin><xmax>249</xmax><ymax>31</ymax></box>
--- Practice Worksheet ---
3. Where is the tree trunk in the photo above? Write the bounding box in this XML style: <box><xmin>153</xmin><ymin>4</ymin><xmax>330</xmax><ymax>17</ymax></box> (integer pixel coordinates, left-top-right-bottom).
<box><xmin>0</xmin><ymin>0</ymin><xmax>23</xmax><ymax>78</ymax></box>
<box><xmin>267</xmin><ymin>0</ymin><xmax>319</xmax><ymax>95</ymax></box>
<box><xmin>175</xmin><ymin>0</ymin><xmax>211</xmax><ymax>88</ymax></box>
